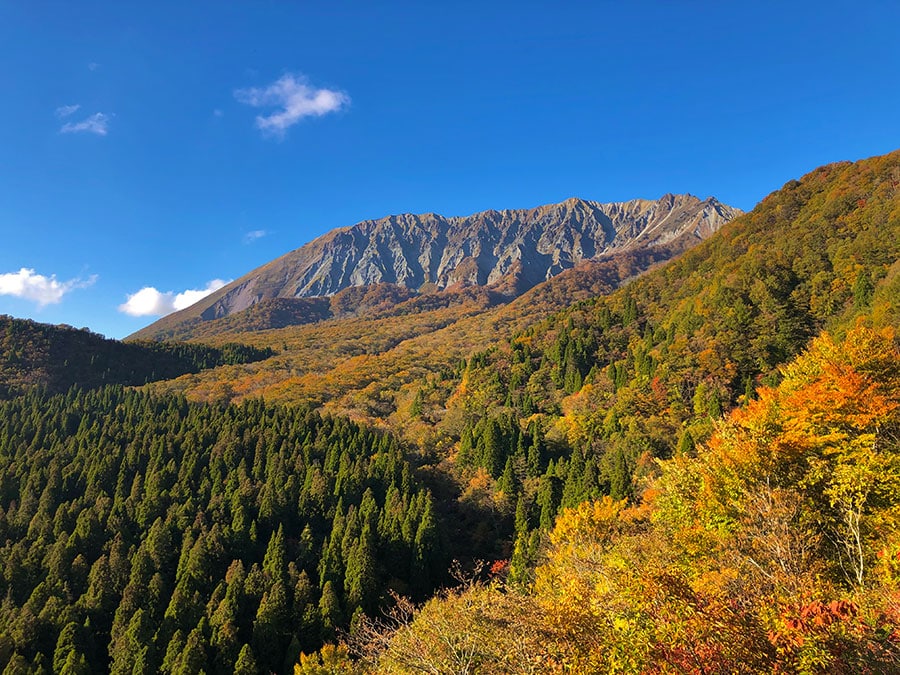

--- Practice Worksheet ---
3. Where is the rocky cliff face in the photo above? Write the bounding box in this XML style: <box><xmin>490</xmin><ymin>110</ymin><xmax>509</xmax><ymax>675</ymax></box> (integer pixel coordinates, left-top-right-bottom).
<box><xmin>133</xmin><ymin>193</ymin><xmax>740</xmax><ymax>337</ymax></box>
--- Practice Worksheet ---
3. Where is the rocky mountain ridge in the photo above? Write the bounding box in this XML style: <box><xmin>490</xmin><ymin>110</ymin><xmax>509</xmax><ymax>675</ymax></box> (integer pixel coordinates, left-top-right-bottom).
<box><xmin>132</xmin><ymin>193</ymin><xmax>740</xmax><ymax>339</ymax></box>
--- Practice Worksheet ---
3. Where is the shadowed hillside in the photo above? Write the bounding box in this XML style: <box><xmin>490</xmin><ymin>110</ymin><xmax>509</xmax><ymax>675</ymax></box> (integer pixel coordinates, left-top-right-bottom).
<box><xmin>0</xmin><ymin>315</ymin><xmax>272</xmax><ymax>398</ymax></box>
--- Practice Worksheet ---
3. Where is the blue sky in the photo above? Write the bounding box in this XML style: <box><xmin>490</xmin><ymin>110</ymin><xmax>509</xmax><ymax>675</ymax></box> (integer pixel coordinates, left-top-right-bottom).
<box><xmin>1</xmin><ymin>2</ymin><xmax>899</xmax><ymax>338</ymax></box>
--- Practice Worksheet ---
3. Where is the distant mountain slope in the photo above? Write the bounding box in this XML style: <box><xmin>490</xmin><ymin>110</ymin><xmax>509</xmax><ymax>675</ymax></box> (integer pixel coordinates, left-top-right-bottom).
<box><xmin>0</xmin><ymin>315</ymin><xmax>272</xmax><ymax>397</ymax></box>
<box><xmin>131</xmin><ymin>194</ymin><xmax>739</xmax><ymax>340</ymax></box>
<box><xmin>141</xmin><ymin>244</ymin><xmax>708</xmax><ymax>419</ymax></box>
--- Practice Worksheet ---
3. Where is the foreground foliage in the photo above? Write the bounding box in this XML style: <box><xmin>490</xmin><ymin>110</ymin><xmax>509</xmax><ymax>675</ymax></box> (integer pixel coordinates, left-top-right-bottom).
<box><xmin>347</xmin><ymin>325</ymin><xmax>900</xmax><ymax>673</ymax></box>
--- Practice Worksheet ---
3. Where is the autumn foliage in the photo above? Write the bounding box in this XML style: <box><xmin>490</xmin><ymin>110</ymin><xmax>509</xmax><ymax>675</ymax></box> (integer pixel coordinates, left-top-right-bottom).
<box><xmin>348</xmin><ymin>325</ymin><xmax>900</xmax><ymax>673</ymax></box>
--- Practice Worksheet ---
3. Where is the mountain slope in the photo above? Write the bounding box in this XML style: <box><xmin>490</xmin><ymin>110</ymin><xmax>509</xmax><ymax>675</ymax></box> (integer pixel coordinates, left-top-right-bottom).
<box><xmin>352</xmin><ymin>324</ymin><xmax>900</xmax><ymax>674</ymax></box>
<box><xmin>444</xmin><ymin>149</ymin><xmax>900</xmax><ymax>511</ymax></box>
<box><xmin>131</xmin><ymin>194</ymin><xmax>739</xmax><ymax>341</ymax></box>
<box><xmin>142</xmin><ymin>245</ymin><xmax>709</xmax><ymax>430</ymax></box>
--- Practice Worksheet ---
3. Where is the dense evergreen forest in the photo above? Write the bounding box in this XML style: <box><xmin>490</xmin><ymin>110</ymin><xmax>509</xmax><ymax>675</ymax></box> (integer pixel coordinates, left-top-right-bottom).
<box><xmin>0</xmin><ymin>388</ymin><xmax>442</xmax><ymax>673</ymax></box>
<box><xmin>0</xmin><ymin>316</ymin><xmax>273</xmax><ymax>398</ymax></box>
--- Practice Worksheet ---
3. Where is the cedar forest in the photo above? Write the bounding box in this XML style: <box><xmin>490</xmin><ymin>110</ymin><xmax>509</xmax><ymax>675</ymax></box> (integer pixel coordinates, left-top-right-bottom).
<box><xmin>1</xmin><ymin>151</ymin><xmax>899</xmax><ymax>673</ymax></box>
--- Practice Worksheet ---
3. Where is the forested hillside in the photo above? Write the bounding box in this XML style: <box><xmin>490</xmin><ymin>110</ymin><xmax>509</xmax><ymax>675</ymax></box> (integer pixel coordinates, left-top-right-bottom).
<box><xmin>340</xmin><ymin>324</ymin><xmax>900</xmax><ymax>673</ymax></box>
<box><xmin>440</xmin><ymin>151</ymin><xmax>900</xmax><ymax>576</ymax></box>
<box><xmin>0</xmin><ymin>316</ymin><xmax>272</xmax><ymax>398</ymax></box>
<box><xmin>0</xmin><ymin>389</ymin><xmax>443</xmax><ymax>673</ymax></box>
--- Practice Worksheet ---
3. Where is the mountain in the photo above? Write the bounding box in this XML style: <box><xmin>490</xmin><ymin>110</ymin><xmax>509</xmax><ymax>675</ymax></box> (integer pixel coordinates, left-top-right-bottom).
<box><xmin>135</xmin><ymin>152</ymin><xmax>900</xmax><ymax>455</ymax></box>
<box><xmin>139</xmin><ymin>245</ymin><xmax>714</xmax><ymax>427</ymax></box>
<box><xmin>131</xmin><ymin>193</ymin><xmax>739</xmax><ymax>341</ymax></box>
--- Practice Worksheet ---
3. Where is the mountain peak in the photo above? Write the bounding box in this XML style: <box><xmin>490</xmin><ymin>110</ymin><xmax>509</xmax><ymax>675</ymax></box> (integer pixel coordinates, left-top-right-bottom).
<box><xmin>562</xmin><ymin>196</ymin><xmax>588</xmax><ymax>206</ymax></box>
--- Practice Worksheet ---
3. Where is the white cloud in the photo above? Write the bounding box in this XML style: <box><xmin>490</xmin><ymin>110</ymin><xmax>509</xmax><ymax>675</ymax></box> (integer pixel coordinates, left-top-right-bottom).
<box><xmin>234</xmin><ymin>73</ymin><xmax>349</xmax><ymax>137</ymax></box>
<box><xmin>243</xmin><ymin>229</ymin><xmax>267</xmax><ymax>244</ymax></box>
<box><xmin>55</xmin><ymin>104</ymin><xmax>81</xmax><ymax>118</ymax></box>
<box><xmin>88</xmin><ymin>62</ymin><xmax>100</xmax><ymax>71</ymax></box>
<box><xmin>118</xmin><ymin>279</ymin><xmax>229</xmax><ymax>317</ymax></box>
<box><xmin>174</xmin><ymin>280</ymin><xmax>228</xmax><ymax>310</ymax></box>
<box><xmin>0</xmin><ymin>268</ymin><xmax>97</xmax><ymax>307</ymax></box>
<box><xmin>60</xmin><ymin>112</ymin><xmax>110</xmax><ymax>136</ymax></box>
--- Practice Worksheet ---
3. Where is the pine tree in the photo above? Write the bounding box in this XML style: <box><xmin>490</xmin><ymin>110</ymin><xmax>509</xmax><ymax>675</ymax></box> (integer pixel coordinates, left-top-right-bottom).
<box><xmin>232</xmin><ymin>644</ymin><xmax>257</xmax><ymax>675</ymax></box>
<box><xmin>344</xmin><ymin>537</ymin><xmax>376</xmax><ymax>614</ymax></box>
<box><xmin>676</xmin><ymin>428</ymin><xmax>694</xmax><ymax>456</ymax></box>
<box><xmin>263</xmin><ymin>525</ymin><xmax>287</xmax><ymax>585</ymax></box>
<box><xmin>538</xmin><ymin>476</ymin><xmax>562</xmax><ymax>530</ymax></box>
<box><xmin>318</xmin><ymin>581</ymin><xmax>343</xmax><ymax>639</ymax></box>
<box><xmin>173</xmin><ymin>624</ymin><xmax>208</xmax><ymax>675</ymax></box>
<box><xmin>496</xmin><ymin>457</ymin><xmax>518</xmax><ymax>497</ymax></box>
<box><xmin>252</xmin><ymin>580</ymin><xmax>290</xmax><ymax>672</ymax></box>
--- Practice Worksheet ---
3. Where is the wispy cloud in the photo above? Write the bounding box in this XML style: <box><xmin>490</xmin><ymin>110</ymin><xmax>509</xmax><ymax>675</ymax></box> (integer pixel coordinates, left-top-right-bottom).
<box><xmin>118</xmin><ymin>279</ymin><xmax>229</xmax><ymax>317</ymax></box>
<box><xmin>234</xmin><ymin>73</ymin><xmax>349</xmax><ymax>138</ymax></box>
<box><xmin>55</xmin><ymin>104</ymin><xmax>81</xmax><ymax>118</ymax></box>
<box><xmin>243</xmin><ymin>229</ymin><xmax>267</xmax><ymax>244</ymax></box>
<box><xmin>0</xmin><ymin>268</ymin><xmax>97</xmax><ymax>307</ymax></box>
<box><xmin>88</xmin><ymin>62</ymin><xmax>100</xmax><ymax>71</ymax></box>
<box><xmin>60</xmin><ymin>112</ymin><xmax>111</xmax><ymax>136</ymax></box>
